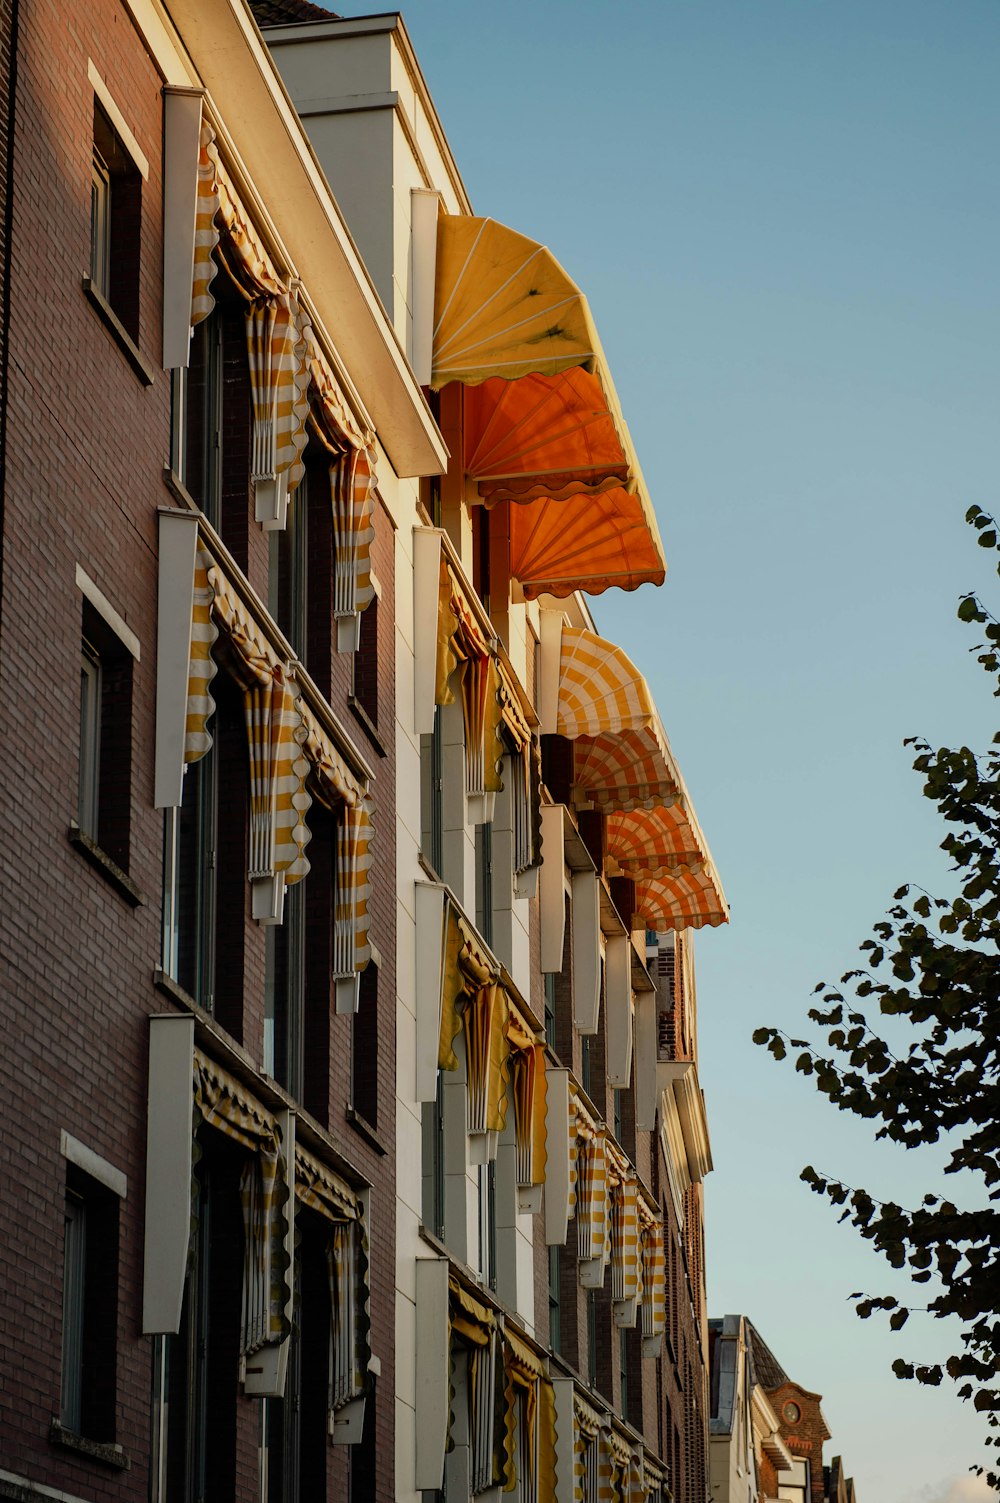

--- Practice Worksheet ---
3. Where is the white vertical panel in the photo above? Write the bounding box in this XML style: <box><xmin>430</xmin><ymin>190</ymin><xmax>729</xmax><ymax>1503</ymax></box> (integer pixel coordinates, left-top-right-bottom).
<box><xmin>415</xmin><ymin>882</ymin><xmax>448</xmax><ymax>1101</ymax></box>
<box><xmin>142</xmin><ymin>1014</ymin><xmax>195</xmax><ymax>1334</ymax></box>
<box><xmin>154</xmin><ymin>510</ymin><xmax>199</xmax><ymax>809</ymax></box>
<box><xmin>162</xmin><ymin>88</ymin><xmax>203</xmax><ymax>370</ymax></box>
<box><xmin>413</xmin><ymin>528</ymin><xmax>443</xmax><ymax>735</ymax></box>
<box><xmin>245</xmin><ymin>1109</ymin><xmax>295</xmax><ymax>1397</ymax></box>
<box><xmin>605</xmin><ymin>936</ymin><xmax>633</xmax><ymax>1089</ymax></box>
<box><xmin>537</xmin><ymin>609</ymin><xmax>564</xmax><ymax>735</ymax></box>
<box><xmin>633</xmin><ymin>992</ymin><xmax>658</xmax><ymax>1132</ymax></box>
<box><xmin>551</xmin><ymin>1377</ymin><xmax>576</xmax><ymax>1503</ymax></box>
<box><xmin>539</xmin><ymin>804</ymin><xmax>567</xmax><ymax>974</ymax></box>
<box><xmin>572</xmin><ymin>870</ymin><xmax>601</xmax><ymax>1035</ymax></box>
<box><xmin>409</xmin><ymin>190</ymin><xmax>441</xmax><ymax>384</ymax></box>
<box><xmin>414</xmin><ymin>1257</ymin><xmax>450</xmax><ymax>1490</ymax></box>
<box><xmin>544</xmin><ymin>1068</ymin><xmax>571</xmax><ymax>1246</ymax></box>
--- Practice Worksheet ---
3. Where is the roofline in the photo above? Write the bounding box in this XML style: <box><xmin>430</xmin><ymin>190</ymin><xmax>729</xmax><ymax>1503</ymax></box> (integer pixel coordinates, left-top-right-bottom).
<box><xmin>141</xmin><ymin>0</ymin><xmax>447</xmax><ymax>477</ymax></box>
<box><xmin>256</xmin><ymin>11</ymin><xmax>474</xmax><ymax>215</ymax></box>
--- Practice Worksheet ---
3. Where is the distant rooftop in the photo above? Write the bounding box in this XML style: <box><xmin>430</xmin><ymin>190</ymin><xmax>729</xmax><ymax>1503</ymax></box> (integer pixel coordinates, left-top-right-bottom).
<box><xmin>249</xmin><ymin>0</ymin><xmax>339</xmax><ymax>25</ymax></box>
<box><xmin>745</xmin><ymin>1321</ymin><xmax>789</xmax><ymax>1391</ymax></box>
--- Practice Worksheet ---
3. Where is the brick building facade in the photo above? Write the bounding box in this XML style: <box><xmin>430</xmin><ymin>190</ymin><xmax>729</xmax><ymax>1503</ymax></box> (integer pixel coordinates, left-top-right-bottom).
<box><xmin>0</xmin><ymin>0</ymin><xmax>441</xmax><ymax>1497</ymax></box>
<box><xmin>0</xmin><ymin>1</ymin><xmax>734</xmax><ymax>1500</ymax></box>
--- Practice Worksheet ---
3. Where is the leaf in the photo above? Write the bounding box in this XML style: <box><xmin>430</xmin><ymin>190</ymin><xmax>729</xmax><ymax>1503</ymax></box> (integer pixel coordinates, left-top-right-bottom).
<box><xmin>890</xmin><ymin>1309</ymin><xmax>909</xmax><ymax>1331</ymax></box>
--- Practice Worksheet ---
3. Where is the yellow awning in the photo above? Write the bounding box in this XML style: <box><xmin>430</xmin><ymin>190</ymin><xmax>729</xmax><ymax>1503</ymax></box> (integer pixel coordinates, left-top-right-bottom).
<box><xmin>432</xmin><ymin>217</ymin><xmax>665</xmax><ymax>599</ymax></box>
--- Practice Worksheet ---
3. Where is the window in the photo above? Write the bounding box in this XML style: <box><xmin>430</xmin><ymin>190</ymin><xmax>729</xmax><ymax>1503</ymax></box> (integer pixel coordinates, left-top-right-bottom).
<box><xmin>182</xmin><ymin>288</ymin><xmax>252</xmax><ymax>564</ymax></box>
<box><xmin>165</xmin><ymin>668</ymin><xmax>248</xmax><ymax>1030</ymax></box>
<box><xmin>474</xmin><ymin>822</ymin><xmax>493</xmax><ymax>947</ymax></box>
<box><xmin>265</xmin><ymin>880</ymin><xmax>305</xmax><ymax>1096</ymax></box>
<box><xmin>419</xmin><ymin>707</ymin><xmax>444</xmax><ymax>876</ymax></box>
<box><xmin>157</xmin><ymin>1132</ymin><xmax>244</xmax><ymax>1502</ymax></box>
<box><xmin>351</xmin><ymin>597</ymin><xmax>378</xmax><ymax>727</ymax></box>
<box><xmin>350</xmin><ymin>964</ymin><xmax>379</xmax><ymax>1129</ymax></box>
<box><xmin>76</xmin><ymin>596</ymin><xmax>134</xmax><ymax>871</ymax></box>
<box><xmin>259</xmin><ymin>1219</ymin><xmax>331</xmax><ymax>1503</ymax></box>
<box><xmin>613</xmin><ymin>1089</ymin><xmax>623</xmax><ymax>1145</ymax></box>
<box><xmin>269</xmin><ymin>466</ymin><xmax>309</xmax><ymax>658</ymax></box>
<box><xmin>548</xmin><ymin>1245</ymin><xmax>561</xmax><ymax>1354</ymax></box>
<box><xmin>478</xmin><ymin>1162</ymin><xmax>497</xmax><ymax>1292</ymax></box>
<box><xmin>421</xmin><ymin>1076</ymin><xmax>445</xmax><ymax>1242</ymax></box>
<box><xmin>543</xmin><ymin>971</ymin><xmax>556</xmax><ymax>1050</ymax></box>
<box><xmin>618</xmin><ymin>1326</ymin><xmax>629</xmax><ymax>1425</ymax></box>
<box><xmin>89</xmin><ymin>99</ymin><xmax>142</xmax><ymax>340</ymax></box>
<box><xmin>514</xmin><ymin>1386</ymin><xmax>536</xmax><ymax>1502</ymax></box>
<box><xmin>586</xmin><ymin>1289</ymin><xmax>598</xmax><ymax>1389</ymax></box>
<box><xmin>60</xmin><ymin>1164</ymin><xmax>120</xmax><ymax>1442</ymax></box>
<box><xmin>580</xmin><ymin>1034</ymin><xmax>592</xmax><ymax>1098</ymax></box>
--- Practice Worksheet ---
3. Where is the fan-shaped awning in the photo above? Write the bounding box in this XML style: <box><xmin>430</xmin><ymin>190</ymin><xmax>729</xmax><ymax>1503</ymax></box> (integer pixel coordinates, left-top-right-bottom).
<box><xmin>635</xmin><ymin>870</ymin><xmax>728</xmax><ymax>931</ymax></box>
<box><xmin>464</xmin><ymin>372</ymin><xmax>628</xmax><ymax>503</ymax></box>
<box><xmin>606</xmin><ymin>804</ymin><xmax>708</xmax><ymax>876</ymax></box>
<box><xmin>555</xmin><ymin>628</ymin><xmax>728</xmax><ymax>930</ymax></box>
<box><xmin>432</xmin><ymin>216</ymin><xmax>665</xmax><ymax>599</ymax></box>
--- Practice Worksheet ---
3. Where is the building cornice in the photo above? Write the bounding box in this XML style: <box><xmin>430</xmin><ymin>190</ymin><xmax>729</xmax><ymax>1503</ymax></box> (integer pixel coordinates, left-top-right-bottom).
<box><xmin>149</xmin><ymin>0</ymin><xmax>447</xmax><ymax>477</ymax></box>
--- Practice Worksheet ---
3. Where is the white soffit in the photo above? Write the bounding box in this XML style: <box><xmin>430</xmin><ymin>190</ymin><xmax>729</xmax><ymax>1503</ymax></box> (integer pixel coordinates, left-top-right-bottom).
<box><xmin>155</xmin><ymin>0</ymin><xmax>447</xmax><ymax>479</ymax></box>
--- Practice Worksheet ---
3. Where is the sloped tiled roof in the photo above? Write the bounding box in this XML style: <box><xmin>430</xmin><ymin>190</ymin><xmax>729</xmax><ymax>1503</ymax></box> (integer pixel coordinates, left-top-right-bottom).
<box><xmin>249</xmin><ymin>0</ymin><xmax>339</xmax><ymax>25</ymax></box>
<box><xmin>745</xmin><ymin>1321</ymin><xmax>789</xmax><ymax>1391</ymax></box>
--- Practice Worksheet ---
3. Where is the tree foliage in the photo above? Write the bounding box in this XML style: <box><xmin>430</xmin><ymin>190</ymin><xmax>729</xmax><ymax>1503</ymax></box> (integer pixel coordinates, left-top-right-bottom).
<box><xmin>755</xmin><ymin>507</ymin><xmax>1000</xmax><ymax>1480</ymax></box>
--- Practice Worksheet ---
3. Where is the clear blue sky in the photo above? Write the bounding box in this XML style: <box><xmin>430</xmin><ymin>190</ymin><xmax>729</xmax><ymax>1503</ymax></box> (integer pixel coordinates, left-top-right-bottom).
<box><xmin>333</xmin><ymin>3</ymin><xmax>1000</xmax><ymax>1495</ymax></box>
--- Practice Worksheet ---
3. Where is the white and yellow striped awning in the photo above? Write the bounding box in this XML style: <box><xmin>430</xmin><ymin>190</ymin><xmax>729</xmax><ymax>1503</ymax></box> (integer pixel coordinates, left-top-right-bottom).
<box><xmin>432</xmin><ymin>216</ymin><xmax>665</xmax><ymax>600</ymax></box>
<box><xmin>556</xmin><ymin>628</ymin><xmax>728</xmax><ymax>931</ymax></box>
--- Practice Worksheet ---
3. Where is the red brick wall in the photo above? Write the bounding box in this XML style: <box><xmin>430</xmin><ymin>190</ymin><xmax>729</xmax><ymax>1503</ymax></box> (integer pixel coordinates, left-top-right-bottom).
<box><xmin>0</xmin><ymin>0</ymin><xmax>398</xmax><ymax>1496</ymax></box>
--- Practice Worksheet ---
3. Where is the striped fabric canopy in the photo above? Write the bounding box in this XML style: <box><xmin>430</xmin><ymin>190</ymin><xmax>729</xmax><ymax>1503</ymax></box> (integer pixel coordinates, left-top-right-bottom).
<box><xmin>435</xmin><ymin>555</ymin><xmax>504</xmax><ymax>801</ymax></box>
<box><xmin>634</xmin><ymin>868</ymin><xmax>728</xmax><ymax>931</ymax></box>
<box><xmin>181</xmin><ymin>531</ymin><xmax>375</xmax><ymax>966</ymax></box>
<box><xmin>432</xmin><ymin>216</ymin><xmax>664</xmax><ymax>600</ymax></box>
<box><xmin>192</xmin><ymin>119</ymin><xmax>378</xmax><ymax>596</ymax></box>
<box><xmin>506</xmin><ymin>1007</ymin><xmax>547</xmax><ymax>1191</ymax></box>
<box><xmin>556</xmin><ymin>627</ymin><xmax>728</xmax><ymax>930</ymax></box>
<box><xmin>303</xmin><ymin>312</ymin><xmax>379</xmax><ymax>634</ymax></box>
<box><xmin>192</xmin><ymin>1049</ymin><xmax>290</xmax><ymax>1355</ymax></box>
<box><xmin>606</xmin><ymin>803</ymin><xmax>708</xmax><ymax>875</ymax></box>
<box><xmin>192</xmin><ymin>123</ymin><xmax>307</xmax><ymax>514</ymax></box>
<box><xmin>639</xmin><ymin>1212</ymin><xmax>666</xmax><ymax>1350</ymax></box>
<box><xmin>607</xmin><ymin>1150</ymin><xmax>641</xmax><ymax>1314</ymax></box>
<box><xmin>293</xmin><ymin>1143</ymin><xmax>370</xmax><ymax>1415</ymax></box>
<box><xmin>297</xmin><ymin>705</ymin><xmax>374</xmax><ymax>975</ymax></box>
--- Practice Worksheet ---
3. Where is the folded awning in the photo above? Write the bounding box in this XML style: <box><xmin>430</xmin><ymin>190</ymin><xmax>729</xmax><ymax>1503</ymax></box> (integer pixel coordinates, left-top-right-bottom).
<box><xmin>554</xmin><ymin>627</ymin><xmax>728</xmax><ymax>930</ymax></box>
<box><xmin>432</xmin><ymin>216</ymin><xmax>665</xmax><ymax>599</ymax></box>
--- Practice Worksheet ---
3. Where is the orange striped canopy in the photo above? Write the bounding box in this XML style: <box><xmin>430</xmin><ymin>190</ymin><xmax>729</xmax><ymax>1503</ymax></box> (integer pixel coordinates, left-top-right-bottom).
<box><xmin>432</xmin><ymin>216</ymin><xmax>665</xmax><ymax>599</ymax></box>
<box><xmin>634</xmin><ymin>869</ymin><xmax>728</xmax><ymax>930</ymax></box>
<box><xmin>557</xmin><ymin>628</ymin><xmax>728</xmax><ymax>929</ymax></box>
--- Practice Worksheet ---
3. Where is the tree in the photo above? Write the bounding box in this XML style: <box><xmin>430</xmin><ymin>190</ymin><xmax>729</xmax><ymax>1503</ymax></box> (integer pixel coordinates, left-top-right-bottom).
<box><xmin>754</xmin><ymin>506</ymin><xmax>1000</xmax><ymax>1481</ymax></box>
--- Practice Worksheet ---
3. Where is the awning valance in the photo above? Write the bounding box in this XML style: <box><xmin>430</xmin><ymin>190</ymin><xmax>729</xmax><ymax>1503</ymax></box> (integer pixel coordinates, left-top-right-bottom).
<box><xmin>432</xmin><ymin>216</ymin><xmax>665</xmax><ymax>599</ymax></box>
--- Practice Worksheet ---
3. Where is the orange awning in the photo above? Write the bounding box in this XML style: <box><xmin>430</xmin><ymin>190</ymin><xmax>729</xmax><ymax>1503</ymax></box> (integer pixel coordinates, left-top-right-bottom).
<box><xmin>432</xmin><ymin>217</ymin><xmax>665</xmax><ymax>599</ymax></box>
<box><xmin>556</xmin><ymin>628</ymin><xmax>728</xmax><ymax>930</ymax></box>
<box><xmin>463</xmin><ymin>372</ymin><xmax>629</xmax><ymax>503</ymax></box>
<box><xmin>634</xmin><ymin>869</ymin><xmax>728</xmax><ymax>931</ymax></box>
<box><xmin>606</xmin><ymin>804</ymin><xmax>708</xmax><ymax>875</ymax></box>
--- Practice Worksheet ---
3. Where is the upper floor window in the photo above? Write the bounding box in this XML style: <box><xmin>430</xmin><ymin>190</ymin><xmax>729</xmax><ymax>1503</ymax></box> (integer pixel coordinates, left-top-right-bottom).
<box><xmin>76</xmin><ymin>591</ymin><xmax>136</xmax><ymax>874</ymax></box>
<box><xmin>89</xmin><ymin>98</ymin><xmax>142</xmax><ymax>341</ymax></box>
